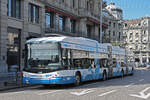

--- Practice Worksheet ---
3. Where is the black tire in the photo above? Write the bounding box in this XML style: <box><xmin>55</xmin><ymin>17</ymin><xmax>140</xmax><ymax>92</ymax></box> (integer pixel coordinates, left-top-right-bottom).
<box><xmin>43</xmin><ymin>84</ymin><xmax>50</xmax><ymax>87</ymax></box>
<box><xmin>103</xmin><ymin>72</ymin><xmax>107</xmax><ymax>81</ymax></box>
<box><xmin>74</xmin><ymin>73</ymin><xmax>81</xmax><ymax>86</ymax></box>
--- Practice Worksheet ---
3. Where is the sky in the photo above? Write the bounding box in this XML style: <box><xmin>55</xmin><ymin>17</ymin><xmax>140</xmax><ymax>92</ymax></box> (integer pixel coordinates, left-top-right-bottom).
<box><xmin>105</xmin><ymin>0</ymin><xmax>150</xmax><ymax>20</ymax></box>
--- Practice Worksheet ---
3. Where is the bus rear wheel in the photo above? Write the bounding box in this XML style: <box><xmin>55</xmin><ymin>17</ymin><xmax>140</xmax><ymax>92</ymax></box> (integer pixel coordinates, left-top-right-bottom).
<box><xmin>74</xmin><ymin>74</ymin><xmax>81</xmax><ymax>86</ymax></box>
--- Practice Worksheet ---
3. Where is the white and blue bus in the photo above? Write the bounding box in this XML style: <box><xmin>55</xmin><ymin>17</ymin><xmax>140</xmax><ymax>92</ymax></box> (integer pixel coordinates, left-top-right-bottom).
<box><xmin>23</xmin><ymin>36</ymin><xmax>134</xmax><ymax>86</ymax></box>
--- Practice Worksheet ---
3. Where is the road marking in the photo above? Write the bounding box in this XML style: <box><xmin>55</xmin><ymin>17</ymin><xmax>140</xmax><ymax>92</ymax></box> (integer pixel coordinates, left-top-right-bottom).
<box><xmin>38</xmin><ymin>90</ymin><xmax>63</xmax><ymax>96</ymax></box>
<box><xmin>130</xmin><ymin>87</ymin><xmax>150</xmax><ymax>99</ymax></box>
<box><xmin>125</xmin><ymin>83</ymin><xmax>135</xmax><ymax>87</ymax></box>
<box><xmin>83</xmin><ymin>84</ymin><xmax>105</xmax><ymax>89</ymax></box>
<box><xmin>70</xmin><ymin>89</ymin><xmax>94</xmax><ymax>96</ymax></box>
<box><xmin>98</xmin><ymin>90</ymin><xmax>117</xmax><ymax>97</ymax></box>
<box><xmin>139</xmin><ymin>79</ymin><xmax>144</xmax><ymax>82</ymax></box>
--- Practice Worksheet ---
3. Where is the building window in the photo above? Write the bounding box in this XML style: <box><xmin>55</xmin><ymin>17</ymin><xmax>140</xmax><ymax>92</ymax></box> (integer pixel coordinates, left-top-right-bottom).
<box><xmin>129</xmin><ymin>33</ymin><xmax>133</xmax><ymax>39</ymax></box>
<box><xmin>113</xmin><ymin>23</ymin><xmax>115</xmax><ymax>28</ymax></box>
<box><xmin>59</xmin><ymin>16</ymin><xmax>65</xmax><ymax>31</ymax></box>
<box><xmin>136</xmin><ymin>33</ymin><xmax>139</xmax><ymax>37</ymax></box>
<box><xmin>71</xmin><ymin>20</ymin><xmax>76</xmax><ymax>33</ymax></box>
<box><xmin>72</xmin><ymin>0</ymin><xmax>75</xmax><ymax>8</ymax></box>
<box><xmin>108</xmin><ymin>30</ymin><xmax>111</xmax><ymax>36</ymax></box>
<box><xmin>109</xmin><ymin>22</ymin><xmax>111</xmax><ymax>26</ymax></box>
<box><xmin>135</xmin><ymin>45</ymin><xmax>138</xmax><ymax>50</ymax></box>
<box><xmin>8</xmin><ymin>0</ymin><xmax>21</xmax><ymax>19</ymax></box>
<box><xmin>113</xmin><ymin>31</ymin><xmax>115</xmax><ymax>36</ymax></box>
<box><xmin>118</xmin><ymin>23</ymin><xmax>121</xmax><ymax>29</ymax></box>
<box><xmin>87</xmin><ymin>1</ymin><xmax>89</xmax><ymax>10</ymax></box>
<box><xmin>29</xmin><ymin>4</ymin><xmax>39</xmax><ymax>24</ymax></box>
<box><xmin>7</xmin><ymin>28</ymin><xmax>21</xmax><ymax>72</ymax></box>
<box><xmin>119</xmin><ymin>32</ymin><xmax>121</xmax><ymax>40</ymax></box>
<box><xmin>87</xmin><ymin>25</ymin><xmax>92</xmax><ymax>38</ymax></box>
<box><xmin>144</xmin><ymin>30</ymin><xmax>146</xmax><ymax>34</ymax></box>
<box><xmin>125</xmin><ymin>23</ymin><xmax>127</xmax><ymax>27</ymax></box>
<box><xmin>46</xmin><ymin>12</ymin><xmax>54</xmax><ymax>28</ymax></box>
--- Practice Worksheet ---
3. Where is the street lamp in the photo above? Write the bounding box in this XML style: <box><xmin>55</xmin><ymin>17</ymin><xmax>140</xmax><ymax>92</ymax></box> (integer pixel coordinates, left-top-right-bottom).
<box><xmin>100</xmin><ymin>0</ymin><xmax>103</xmax><ymax>43</ymax></box>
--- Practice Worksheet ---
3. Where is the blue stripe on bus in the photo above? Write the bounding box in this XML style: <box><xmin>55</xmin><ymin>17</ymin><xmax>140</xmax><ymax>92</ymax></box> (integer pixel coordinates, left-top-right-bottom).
<box><xmin>23</xmin><ymin>76</ymin><xmax>75</xmax><ymax>85</ymax></box>
<box><xmin>112</xmin><ymin>71</ymin><xmax>121</xmax><ymax>77</ymax></box>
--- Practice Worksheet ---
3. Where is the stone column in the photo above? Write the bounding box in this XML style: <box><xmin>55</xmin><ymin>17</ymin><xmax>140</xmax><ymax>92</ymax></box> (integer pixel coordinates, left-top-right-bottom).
<box><xmin>0</xmin><ymin>0</ymin><xmax>8</xmax><ymax>72</ymax></box>
<box><xmin>79</xmin><ymin>18</ymin><xmax>87</xmax><ymax>36</ymax></box>
<box><xmin>94</xmin><ymin>25</ymin><xmax>99</xmax><ymax>41</ymax></box>
<box><xmin>40</xmin><ymin>5</ymin><xmax>45</xmax><ymax>37</ymax></box>
<box><xmin>55</xmin><ymin>14</ymin><xmax>60</xmax><ymax>31</ymax></box>
<box><xmin>75</xmin><ymin>21</ymin><xmax>80</xmax><ymax>33</ymax></box>
<box><xmin>20</xmin><ymin>0</ymin><xmax>29</xmax><ymax>71</ymax></box>
<box><xmin>65</xmin><ymin>17</ymin><xmax>71</xmax><ymax>32</ymax></box>
<box><xmin>66</xmin><ymin>0</ymin><xmax>71</xmax><ymax>7</ymax></box>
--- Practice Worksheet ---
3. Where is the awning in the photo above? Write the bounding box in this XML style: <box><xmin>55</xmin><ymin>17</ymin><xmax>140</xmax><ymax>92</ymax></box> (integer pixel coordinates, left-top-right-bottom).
<box><xmin>46</xmin><ymin>7</ymin><xmax>80</xmax><ymax>20</ymax></box>
<box><xmin>88</xmin><ymin>17</ymin><xmax>108</xmax><ymax>29</ymax></box>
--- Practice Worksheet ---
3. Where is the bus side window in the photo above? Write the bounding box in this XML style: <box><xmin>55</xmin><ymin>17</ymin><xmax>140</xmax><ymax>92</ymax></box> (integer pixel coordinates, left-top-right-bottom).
<box><xmin>82</xmin><ymin>59</ymin><xmax>90</xmax><ymax>69</ymax></box>
<box><xmin>91</xmin><ymin>59</ymin><xmax>95</xmax><ymax>68</ymax></box>
<box><xmin>73</xmin><ymin>59</ymin><xmax>82</xmax><ymax>69</ymax></box>
<box><xmin>112</xmin><ymin>61</ymin><xmax>117</xmax><ymax>67</ymax></box>
<box><xmin>104</xmin><ymin>59</ymin><xmax>108</xmax><ymax>68</ymax></box>
<box><xmin>121</xmin><ymin>62</ymin><xmax>124</xmax><ymax>67</ymax></box>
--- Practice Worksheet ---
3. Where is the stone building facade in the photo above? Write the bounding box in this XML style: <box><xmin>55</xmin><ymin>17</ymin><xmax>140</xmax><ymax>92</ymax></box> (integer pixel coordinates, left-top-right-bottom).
<box><xmin>123</xmin><ymin>17</ymin><xmax>150</xmax><ymax>64</ymax></box>
<box><xmin>102</xmin><ymin>3</ymin><xmax>123</xmax><ymax>46</ymax></box>
<box><xmin>0</xmin><ymin>0</ymin><xmax>106</xmax><ymax>72</ymax></box>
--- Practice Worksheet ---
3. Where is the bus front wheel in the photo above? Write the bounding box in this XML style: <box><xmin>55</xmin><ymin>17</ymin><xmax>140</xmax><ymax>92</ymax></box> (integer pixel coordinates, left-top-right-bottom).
<box><xmin>74</xmin><ymin>73</ymin><xmax>81</xmax><ymax>86</ymax></box>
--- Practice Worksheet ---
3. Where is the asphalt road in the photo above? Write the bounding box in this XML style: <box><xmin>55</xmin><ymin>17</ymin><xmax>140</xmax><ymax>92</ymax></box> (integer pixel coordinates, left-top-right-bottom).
<box><xmin>0</xmin><ymin>68</ymin><xmax>150</xmax><ymax>100</ymax></box>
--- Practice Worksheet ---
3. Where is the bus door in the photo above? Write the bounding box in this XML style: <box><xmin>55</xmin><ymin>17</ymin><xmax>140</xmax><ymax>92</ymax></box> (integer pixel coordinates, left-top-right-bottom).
<box><xmin>121</xmin><ymin>62</ymin><xmax>127</xmax><ymax>75</ymax></box>
<box><xmin>112</xmin><ymin>58</ymin><xmax>120</xmax><ymax>77</ymax></box>
<box><xmin>99</xmin><ymin>58</ymin><xmax>109</xmax><ymax>79</ymax></box>
<box><xmin>94</xmin><ymin>58</ymin><xmax>101</xmax><ymax>79</ymax></box>
<box><xmin>61</xmin><ymin>49</ymin><xmax>74</xmax><ymax>77</ymax></box>
<box><xmin>81</xmin><ymin>58</ymin><xmax>93</xmax><ymax>81</ymax></box>
<box><xmin>87</xmin><ymin>59</ymin><xmax>96</xmax><ymax>80</ymax></box>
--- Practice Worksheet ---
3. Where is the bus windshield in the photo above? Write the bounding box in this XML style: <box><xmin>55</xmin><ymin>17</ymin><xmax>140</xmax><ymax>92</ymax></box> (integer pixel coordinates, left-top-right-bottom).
<box><xmin>25</xmin><ymin>43</ymin><xmax>62</xmax><ymax>71</ymax></box>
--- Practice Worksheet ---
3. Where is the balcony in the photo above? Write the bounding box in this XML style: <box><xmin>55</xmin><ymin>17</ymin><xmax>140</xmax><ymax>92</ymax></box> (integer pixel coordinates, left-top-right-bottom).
<box><xmin>78</xmin><ymin>8</ymin><xmax>100</xmax><ymax>21</ymax></box>
<box><xmin>45</xmin><ymin>25</ymin><xmax>85</xmax><ymax>37</ymax></box>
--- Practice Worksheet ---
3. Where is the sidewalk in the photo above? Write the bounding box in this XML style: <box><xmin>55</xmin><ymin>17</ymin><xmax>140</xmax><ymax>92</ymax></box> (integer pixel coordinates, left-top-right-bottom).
<box><xmin>0</xmin><ymin>72</ymin><xmax>23</xmax><ymax>91</ymax></box>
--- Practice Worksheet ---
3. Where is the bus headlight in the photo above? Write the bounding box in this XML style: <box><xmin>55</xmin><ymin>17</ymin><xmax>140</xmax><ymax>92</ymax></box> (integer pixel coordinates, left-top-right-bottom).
<box><xmin>23</xmin><ymin>72</ymin><xmax>29</xmax><ymax>77</ymax></box>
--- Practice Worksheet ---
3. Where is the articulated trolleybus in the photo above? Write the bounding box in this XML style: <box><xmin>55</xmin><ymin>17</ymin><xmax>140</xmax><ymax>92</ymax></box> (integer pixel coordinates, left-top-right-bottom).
<box><xmin>23</xmin><ymin>36</ymin><xmax>135</xmax><ymax>86</ymax></box>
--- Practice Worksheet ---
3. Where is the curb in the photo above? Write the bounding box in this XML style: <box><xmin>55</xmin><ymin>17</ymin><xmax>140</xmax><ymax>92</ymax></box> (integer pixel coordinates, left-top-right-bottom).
<box><xmin>0</xmin><ymin>84</ymin><xmax>33</xmax><ymax>91</ymax></box>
